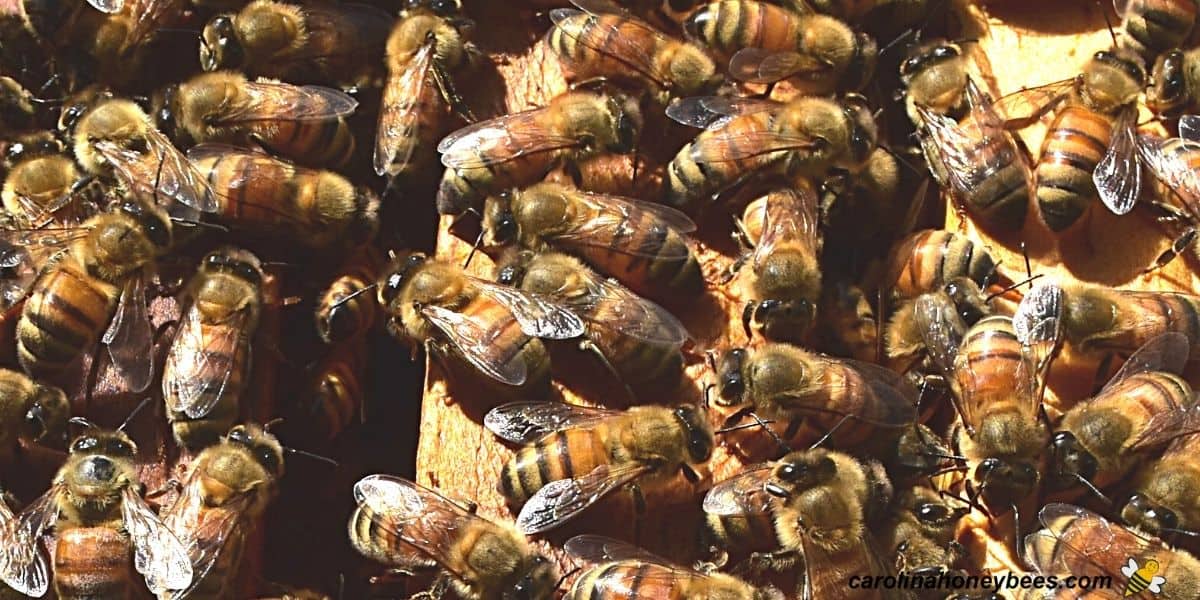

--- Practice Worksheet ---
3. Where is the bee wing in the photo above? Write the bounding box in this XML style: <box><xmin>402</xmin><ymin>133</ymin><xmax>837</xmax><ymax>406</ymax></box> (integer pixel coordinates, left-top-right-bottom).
<box><xmin>516</xmin><ymin>462</ymin><xmax>652</xmax><ymax>534</ymax></box>
<box><xmin>470</xmin><ymin>277</ymin><xmax>585</xmax><ymax>339</ymax></box>
<box><xmin>120</xmin><ymin>487</ymin><xmax>193</xmax><ymax>595</ymax></box>
<box><xmin>1013</xmin><ymin>281</ymin><xmax>1065</xmax><ymax>349</ymax></box>
<box><xmin>126</xmin><ymin>0</ymin><xmax>187</xmax><ymax>50</ymax></box>
<box><xmin>161</xmin><ymin>468</ymin><xmax>253</xmax><ymax>600</ymax></box>
<box><xmin>913</xmin><ymin>292</ymin><xmax>966</xmax><ymax>377</ymax></box>
<box><xmin>549</xmin><ymin>8</ymin><xmax>678</xmax><ymax>88</ymax></box>
<box><xmin>438</xmin><ymin>109</ymin><xmax>587</xmax><ymax>169</ymax></box>
<box><xmin>564</xmin><ymin>534</ymin><xmax>680</xmax><ymax>567</ymax></box>
<box><xmin>1136</xmin><ymin>134</ymin><xmax>1200</xmax><ymax>221</ymax></box>
<box><xmin>94</xmin><ymin>130</ymin><xmax>219</xmax><ymax>214</ymax></box>
<box><xmin>1179</xmin><ymin>114</ymin><xmax>1200</xmax><ymax>141</ymax></box>
<box><xmin>795</xmin><ymin>356</ymin><xmax>919</xmax><ymax>427</ymax></box>
<box><xmin>0</xmin><ymin>227</ymin><xmax>76</xmax><ymax>311</ymax></box>
<box><xmin>569</xmin><ymin>276</ymin><xmax>689</xmax><ymax>345</ymax></box>
<box><xmin>163</xmin><ymin>300</ymin><xmax>251</xmax><ymax>419</ymax></box>
<box><xmin>85</xmin><ymin>0</ymin><xmax>122</xmax><ymax>12</ymax></box>
<box><xmin>374</xmin><ymin>37</ymin><xmax>436</xmax><ymax>177</ymax></box>
<box><xmin>1094</xmin><ymin>108</ymin><xmax>1142</xmax><ymax>216</ymax></box>
<box><xmin>102</xmin><ymin>273</ymin><xmax>155</xmax><ymax>394</ymax></box>
<box><xmin>991</xmin><ymin>78</ymin><xmax>1074</xmax><ymax>128</ymax></box>
<box><xmin>729</xmin><ymin>48</ymin><xmax>830</xmax><ymax>84</ymax></box>
<box><xmin>689</xmin><ymin>128</ymin><xmax>819</xmax><ymax>163</ymax></box>
<box><xmin>1100</xmin><ymin>332</ymin><xmax>1190</xmax><ymax>395</ymax></box>
<box><xmin>701</xmin><ymin>465</ymin><xmax>776</xmax><ymax>517</ymax></box>
<box><xmin>798</xmin><ymin>529</ymin><xmax>891</xmax><ymax>600</ymax></box>
<box><xmin>1149</xmin><ymin>577</ymin><xmax>1166</xmax><ymax>592</ymax></box>
<box><xmin>550</xmin><ymin>195</ymin><xmax>695</xmax><ymax>260</ymax></box>
<box><xmin>1024</xmin><ymin>502</ymin><xmax>1153</xmax><ymax>593</ymax></box>
<box><xmin>0</xmin><ymin>483</ymin><xmax>62</xmax><ymax>598</ymax></box>
<box><xmin>215</xmin><ymin>82</ymin><xmax>357</xmax><ymax>123</ymax></box>
<box><xmin>665</xmin><ymin>96</ymin><xmax>777</xmax><ymax>130</ymax></box>
<box><xmin>568</xmin><ymin>0</ymin><xmax>635</xmax><ymax>15</ymax></box>
<box><xmin>483</xmin><ymin>401</ymin><xmax>623</xmax><ymax>444</ymax></box>
<box><xmin>1128</xmin><ymin>404</ymin><xmax>1200</xmax><ymax>450</ymax></box>
<box><xmin>421</xmin><ymin>304</ymin><xmax>529</xmax><ymax>386</ymax></box>
<box><xmin>751</xmin><ymin>185</ymin><xmax>819</xmax><ymax>271</ymax></box>
<box><xmin>569</xmin><ymin>189</ymin><xmax>697</xmax><ymax>233</ymax></box>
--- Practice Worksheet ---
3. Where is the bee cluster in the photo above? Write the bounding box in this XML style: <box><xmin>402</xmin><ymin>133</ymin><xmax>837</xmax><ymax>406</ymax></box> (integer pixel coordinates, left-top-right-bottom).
<box><xmin>1</xmin><ymin>0</ymin><xmax>1200</xmax><ymax>597</ymax></box>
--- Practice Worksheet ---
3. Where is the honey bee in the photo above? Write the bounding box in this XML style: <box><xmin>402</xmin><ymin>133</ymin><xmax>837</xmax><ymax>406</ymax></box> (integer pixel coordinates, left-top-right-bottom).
<box><xmin>158</xmin><ymin>71</ymin><xmax>359</xmax><ymax>168</ymax></box>
<box><xmin>348</xmin><ymin>474</ymin><xmax>559</xmax><ymax>600</ymax></box>
<box><xmin>0</xmin><ymin>426</ymin><xmax>193</xmax><ymax>599</ymax></box>
<box><xmin>162</xmin><ymin>247</ymin><xmax>264</xmax><ymax>451</ymax></box>
<box><xmin>0</xmin><ymin>367</ymin><xmax>69</xmax><ymax>462</ymax></box>
<box><xmin>882</xmin><ymin>486</ymin><xmax>967</xmax><ymax>577</ymax></box>
<box><xmin>314</xmin><ymin>245</ymin><xmax>383</xmax><ymax>344</ymax></box>
<box><xmin>563</xmin><ymin>535</ymin><xmax>783</xmax><ymax>600</ymax></box>
<box><xmin>710</xmin><ymin>342</ymin><xmax>918</xmax><ymax>453</ymax></box>
<box><xmin>993</xmin><ymin>48</ymin><xmax>1147</xmax><ymax>231</ymax></box>
<box><xmin>1132</xmin><ymin>120</ymin><xmax>1200</xmax><ymax>267</ymax></box>
<box><xmin>485</xmin><ymin>401</ymin><xmax>713</xmax><ymax>533</ymax></box>
<box><xmin>435</xmin><ymin>89</ymin><xmax>642</xmax><ymax>216</ymax></box>
<box><xmin>920</xmin><ymin>313</ymin><xmax>1051</xmax><ymax>512</ymax></box>
<box><xmin>1046</xmin><ymin>333</ymin><xmax>1194</xmax><ymax>498</ymax></box>
<box><xmin>377</xmin><ymin>251</ymin><xmax>584</xmax><ymax>397</ymax></box>
<box><xmin>186</xmin><ymin>144</ymin><xmax>380</xmax><ymax>251</ymax></box>
<box><xmin>663</xmin><ymin>94</ymin><xmax>877</xmax><ymax>213</ymax></box>
<box><xmin>496</xmin><ymin>250</ymin><xmax>689</xmax><ymax>394</ymax></box>
<box><xmin>58</xmin><ymin>0</ymin><xmax>188</xmax><ymax>88</ymax></box>
<box><xmin>1014</xmin><ymin>280</ymin><xmax>1200</xmax><ymax>360</ymax></box>
<box><xmin>199</xmin><ymin>0</ymin><xmax>393</xmax><ymax>89</ymax></box>
<box><xmin>882</xmin><ymin>229</ymin><xmax>997</xmax><ymax>302</ymax></box>
<box><xmin>161</xmin><ymin>423</ymin><xmax>284</xmax><ymax>599</ymax></box>
<box><xmin>702</xmin><ymin>449</ymin><xmax>893</xmax><ymax>597</ymax></box>
<box><xmin>302</xmin><ymin>338</ymin><xmax>367</xmax><ymax>442</ymax></box>
<box><xmin>1117</xmin><ymin>0</ymin><xmax>1198</xmax><ymax>64</ymax></box>
<box><xmin>374</xmin><ymin>0</ymin><xmax>476</xmax><ymax>179</ymax></box>
<box><xmin>2</xmin><ymin>137</ymin><xmax>99</xmax><ymax>228</ymax></box>
<box><xmin>884</xmin><ymin>276</ymin><xmax>991</xmax><ymax>376</ymax></box>
<box><xmin>482</xmin><ymin>181</ymin><xmax>703</xmax><ymax>302</ymax></box>
<box><xmin>683</xmin><ymin>0</ymin><xmax>876</xmax><ymax>93</ymax></box>
<box><xmin>730</xmin><ymin>179</ymin><xmax>821</xmax><ymax>344</ymax></box>
<box><xmin>1121</xmin><ymin>407</ymin><xmax>1200</xmax><ymax>539</ymax></box>
<box><xmin>13</xmin><ymin>198</ymin><xmax>170</xmax><ymax>389</ymax></box>
<box><xmin>1025</xmin><ymin>503</ymin><xmax>1200</xmax><ymax>599</ymax></box>
<box><xmin>1148</xmin><ymin>48</ymin><xmax>1200</xmax><ymax>117</ymax></box>
<box><xmin>900</xmin><ymin>39</ymin><xmax>970</xmax><ymax>126</ymax></box>
<box><xmin>547</xmin><ymin>0</ymin><xmax>722</xmax><ymax>100</ymax></box>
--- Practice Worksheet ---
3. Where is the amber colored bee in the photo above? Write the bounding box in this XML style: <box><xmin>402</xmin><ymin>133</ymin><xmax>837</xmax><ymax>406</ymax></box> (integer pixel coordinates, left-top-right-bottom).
<box><xmin>684</xmin><ymin>0</ymin><xmax>876</xmax><ymax>93</ymax></box>
<box><xmin>187</xmin><ymin>144</ymin><xmax>380</xmax><ymax>251</ymax></box>
<box><xmin>663</xmin><ymin>94</ymin><xmax>877</xmax><ymax>213</ymax></box>
<box><xmin>303</xmin><ymin>338</ymin><xmax>367</xmax><ymax>442</ymax></box>
<box><xmin>374</xmin><ymin>0</ymin><xmax>475</xmax><ymax>179</ymax></box>
<box><xmin>547</xmin><ymin>0</ymin><xmax>721</xmax><ymax>100</ymax></box>
<box><xmin>1015</xmin><ymin>280</ymin><xmax>1200</xmax><ymax>359</ymax></box>
<box><xmin>0</xmin><ymin>367</ymin><xmax>69</xmax><ymax>462</ymax></box>
<box><xmin>1047</xmin><ymin>333</ymin><xmax>1194</xmax><ymax>498</ymax></box>
<box><xmin>163</xmin><ymin>247</ymin><xmax>264</xmax><ymax>451</ymax></box>
<box><xmin>0</xmin><ymin>426</ymin><xmax>192</xmax><ymax>599</ymax></box>
<box><xmin>921</xmin><ymin>313</ymin><xmax>1051</xmax><ymax>512</ymax></box>
<box><xmin>485</xmin><ymin>401</ymin><xmax>713</xmax><ymax>533</ymax></box>
<box><xmin>1122</xmin><ymin>409</ymin><xmax>1200</xmax><ymax>539</ymax></box>
<box><xmin>1026</xmin><ymin>503</ymin><xmax>1200</xmax><ymax>598</ymax></box>
<box><xmin>376</xmin><ymin>251</ymin><xmax>584</xmax><ymax>397</ymax></box>
<box><xmin>14</xmin><ymin>198</ymin><xmax>170</xmax><ymax>389</ymax></box>
<box><xmin>162</xmin><ymin>423</ymin><xmax>285</xmax><ymax>599</ymax></box>
<box><xmin>730</xmin><ymin>179</ymin><xmax>821</xmax><ymax>344</ymax></box>
<box><xmin>435</xmin><ymin>89</ymin><xmax>642</xmax><ymax>215</ymax></box>
<box><xmin>158</xmin><ymin>71</ymin><xmax>359</xmax><ymax>168</ymax></box>
<box><xmin>1118</xmin><ymin>0</ymin><xmax>1198</xmax><ymax>64</ymax></box>
<box><xmin>703</xmin><ymin>449</ymin><xmax>893</xmax><ymax>597</ymax></box>
<box><xmin>349</xmin><ymin>474</ymin><xmax>559</xmax><ymax>600</ymax></box>
<box><xmin>497</xmin><ymin>250</ymin><xmax>689</xmax><ymax>394</ymax></box>
<box><xmin>900</xmin><ymin>39</ymin><xmax>970</xmax><ymax>126</ymax></box>
<box><xmin>710</xmin><ymin>342</ymin><xmax>918</xmax><ymax>454</ymax></box>
<box><xmin>199</xmin><ymin>0</ymin><xmax>392</xmax><ymax>89</ymax></box>
<box><xmin>882</xmin><ymin>486</ymin><xmax>967</xmax><ymax>577</ymax></box>
<box><xmin>994</xmin><ymin>48</ymin><xmax>1147</xmax><ymax>231</ymax></box>
<box><xmin>2</xmin><ymin>136</ymin><xmax>99</xmax><ymax>228</ymax></box>
<box><xmin>563</xmin><ymin>535</ymin><xmax>783</xmax><ymax>600</ymax></box>
<box><xmin>483</xmin><ymin>181</ymin><xmax>703</xmax><ymax>302</ymax></box>
<box><xmin>882</xmin><ymin>229</ymin><xmax>997</xmax><ymax>302</ymax></box>
<box><xmin>314</xmin><ymin>245</ymin><xmax>384</xmax><ymax>344</ymax></box>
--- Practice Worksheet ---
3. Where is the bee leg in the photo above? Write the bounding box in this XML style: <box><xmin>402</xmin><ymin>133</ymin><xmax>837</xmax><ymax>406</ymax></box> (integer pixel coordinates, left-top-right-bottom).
<box><xmin>734</xmin><ymin>550</ymin><xmax>797</xmax><ymax>576</ymax></box>
<box><xmin>431</xmin><ymin>55</ymin><xmax>476</xmax><ymax>124</ymax></box>
<box><xmin>742</xmin><ymin>302</ymin><xmax>759</xmax><ymax>339</ymax></box>
<box><xmin>410</xmin><ymin>573</ymin><xmax>451</xmax><ymax>600</ymax></box>
<box><xmin>578</xmin><ymin>339</ymin><xmax>636</xmax><ymax>401</ymax></box>
<box><xmin>629</xmin><ymin>482</ymin><xmax>646</xmax><ymax>545</ymax></box>
<box><xmin>721</xmin><ymin>254</ymin><xmax>747</xmax><ymax>284</ymax></box>
<box><xmin>1091</xmin><ymin>352</ymin><xmax>1116</xmax><ymax>396</ymax></box>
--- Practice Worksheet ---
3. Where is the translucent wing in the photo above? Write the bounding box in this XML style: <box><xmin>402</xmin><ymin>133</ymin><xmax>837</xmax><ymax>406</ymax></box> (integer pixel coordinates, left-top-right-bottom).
<box><xmin>549</xmin><ymin>7</ymin><xmax>676</xmax><ymax>88</ymax></box>
<box><xmin>1136</xmin><ymin>134</ymin><xmax>1200</xmax><ymax>221</ymax></box>
<box><xmin>161</xmin><ymin>467</ymin><xmax>253</xmax><ymax>600</ymax></box>
<box><xmin>120</xmin><ymin>487</ymin><xmax>193</xmax><ymax>595</ymax></box>
<box><xmin>471</xmin><ymin>278</ymin><xmax>585</xmax><ymax>339</ymax></box>
<box><xmin>550</xmin><ymin>193</ymin><xmax>696</xmax><ymax>259</ymax></box>
<box><xmin>213</xmin><ymin>82</ymin><xmax>357</xmax><ymax>123</ymax></box>
<box><xmin>913</xmin><ymin>292</ymin><xmax>966</xmax><ymax>376</ymax></box>
<box><xmin>516</xmin><ymin>462</ymin><xmax>651</xmax><ymax>534</ymax></box>
<box><xmin>729</xmin><ymin>48</ymin><xmax>830</xmax><ymax>84</ymax></box>
<box><xmin>689</xmin><ymin>129</ymin><xmax>818</xmax><ymax>163</ymax></box>
<box><xmin>1014</xmin><ymin>281</ymin><xmax>1064</xmax><ymax>349</ymax></box>
<box><xmin>86</xmin><ymin>0</ymin><xmax>122</xmax><ymax>12</ymax></box>
<box><xmin>781</xmin><ymin>355</ymin><xmax>919</xmax><ymax>427</ymax></box>
<box><xmin>991</xmin><ymin>79</ymin><xmax>1074</xmax><ymax>128</ymax></box>
<box><xmin>103</xmin><ymin>273</ymin><xmax>155</xmax><ymax>394</ymax></box>
<box><xmin>751</xmin><ymin>185</ymin><xmax>819</xmax><ymax>271</ymax></box>
<box><xmin>665</xmin><ymin>96</ymin><xmax>778</xmax><ymax>130</ymax></box>
<box><xmin>798</xmin><ymin>526</ymin><xmax>891</xmax><ymax>600</ymax></box>
<box><xmin>1094</xmin><ymin>108</ymin><xmax>1142</xmax><ymax>216</ymax></box>
<box><xmin>567</xmin><ymin>189</ymin><xmax>697</xmax><ymax>234</ymax></box>
<box><xmin>0</xmin><ymin>484</ymin><xmax>61</xmax><ymax>597</ymax></box>
<box><xmin>564</xmin><ymin>535</ymin><xmax>679</xmax><ymax>566</ymax></box>
<box><xmin>701</xmin><ymin>465</ymin><xmax>776</xmax><ymax>516</ymax></box>
<box><xmin>162</xmin><ymin>300</ymin><xmax>251</xmax><ymax>419</ymax></box>
<box><xmin>438</xmin><ymin>108</ymin><xmax>583</xmax><ymax>168</ymax></box>
<box><xmin>1179</xmin><ymin>114</ymin><xmax>1200</xmax><ymax>141</ymax></box>
<box><xmin>1100</xmin><ymin>332</ymin><xmax>1190</xmax><ymax>394</ymax></box>
<box><xmin>1025</xmin><ymin>503</ymin><xmax>1154</xmax><ymax>592</ymax></box>
<box><xmin>0</xmin><ymin>227</ymin><xmax>76</xmax><ymax>311</ymax></box>
<box><xmin>565</xmin><ymin>274</ymin><xmax>689</xmax><ymax>345</ymax></box>
<box><xmin>484</xmin><ymin>401</ymin><xmax>622</xmax><ymax>444</ymax></box>
<box><xmin>374</xmin><ymin>37</ymin><xmax>436</xmax><ymax>177</ymax></box>
<box><xmin>1129</xmin><ymin>404</ymin><xmax>1200</xmax><ymax>450</ymax></box>
<box><xmin>421</xmin><ymin>304</ymin><xmax>528</xmax><ymax>386</ymax></box>
<box><xmin>93</xmin><ymin>128</ymin><xmax>219</xmax><ymax>213</ymax></box>
<box><xmin>126</xmin><ymin>0</ymin><xmax>188</xmax><ymax>51</ymax></box>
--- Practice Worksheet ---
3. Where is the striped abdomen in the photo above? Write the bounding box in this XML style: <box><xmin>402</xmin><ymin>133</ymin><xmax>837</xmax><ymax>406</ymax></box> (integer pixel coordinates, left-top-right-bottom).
<box><xmin>163</xmin><ymin>319</ymin><xmax>248</xmax><ymax>450</ymax></box>
<box><xmin>772</xmin><ymin>360</ymin><xmax>905</xmax><ymax>447</ymax></box>
<box><xmin>308</xmin><ymin>340</ymin><xmax>367</xmax><ymax>441</ymax></box>
<box><xmin>565</xmin><ymin>213</ymin><xmax>702</xmax><ymax>300</ymax></box>
<box><xmin>945</xmin><ymin>111</ymin><xmax>1031</xmax><ymax>230</ymax></box>
<box><xmin>955</xmin><ymin>315</ymin><xmax>1025</xmax><ymax>413</ymax></box>
<box><xmin>347</xmin><ymin>505</ymin><xmax>442</xmax><ymax>568</ymax></box>
<box><xmin>1070</xmin><ymin>289</ymin><xmax>1200</xmax><ymax>355</ymax></box>
<box><xmin>438</xmin><ymin>152</ymin><xmax>560</xmax><ymax>215</ymax></box>
<box><xmin>287</xmin><ymin>4</ymin><xmax>391</xmax><ymax>86</ymax></box>
<box><xmin>1121</xmin><ymin>0</ymin><xmax>1198</xmax><ymax>60</ymax></box>
<box><xmin>16</xmin><ymin>255</ymin><xmax>119</xmax><ymax>378</ymax></box>
<box><xmin>455</xmin><ymin>294</ymin><xmax>550</xmax><ymax>395</ymax></box>
<box><xmin>499</xmin><ymin>424</ymin><xmax>611</xmax><ymax>505</ymax></box>
<box><xmin>179</xmin><ymin>510</ymin><xmax>246</xmax><ymax>600</ymax></box>
<box><xmin>586</xmin><ymin>312</ymin><xmax>683</xmax><ymax>390</ymax></box>
<box><xmin>248</xmin><ymin>117</ymin><xmax>355</xmax><ymax>168</ymax></box>
<box><xmin>548</xmin><ymin>14</ymin><xmax>662</xmax><ymax>86</ymax></box>
<box><xmin>663</xmin><ymin>110</ymin><xmax>777</xmax><ymax>212</ymax></box>
<box><xmin>316</xmin><ymin>247</ymin><xmax>382</xmax><ymax>343</ymax></box>
<box><xmin>565</xmin><ymin>561</ymin><xmax>697</xmax><ymax>600</ymax></box>
<box><xmin>683</xmin><ymin>0</ymin><xmax>801</xmax><ymax>63</ymax></box>
<box><xmin>54</xmin><ymin>526</ymin><xmax>134</xmax><ymax>600</ymax></box>
<box><xmin>1036</xmin><ymin>105</ymin><xmax>1113</xmax><ymax>231</ymax></box>
<box><xmin>704</xmin><ymin>510</ymin><xmax>780</xmax><ymax>556</ymax></box>
<box><xmin>886</xmin><ymin>229</ymin><xmax>996</xmax><ymax>299</ymax></box>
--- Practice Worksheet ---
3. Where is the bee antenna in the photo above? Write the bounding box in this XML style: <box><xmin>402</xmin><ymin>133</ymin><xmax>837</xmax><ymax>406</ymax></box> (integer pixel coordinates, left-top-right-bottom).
<box><xmin>169</xmin><ymin>217</ymin><xmax>229</xmax><ymax>232</ymax></box>
<box><xmin>463</xmin><ymin>227</ymin><xmax>485</xmax><ymax>270</ymax></box>
<box><xmin>118</xmin><ymin>396</ymin><xmax>154</xmax><ymax>432</ymax></box>
<box><xmin>68</xmin><ymin>416</ymin><xmax>99</xmax><ymax>430</ymax></box>
<box><xmin>985</xmin><ymin>273</ymin><xmax>1044</xmax><ymax>302</ymax></box>
<box><xmin>1021</xmin><ymin>240</ymin><xmax>1033</xmax><ymax>280</ymax></box>
<box><xmin>937</xmin><ymin>488</ymin><xmax>990</xmax><ymax>519</ymax></box>
<box><xmin>1097</xmin><ymin>0</ymin><xmax>1119</xmax><ymax>46</ymax></box>
<box><xmin>1157</xmin><ymin>526</ymin><xmax>1200</xmax><ymax>538</ymax></box>
<box><xmin>878</xmin><ymin>27</ymin><xmax>917</xmax><ymax>59</ymax></box>
<box><xmin>1073</xmin><ymin>473</ymin><xmax>1113</xmax><ymax>506</ymax></box>
<box><xmin>264</xmin><ymin>417</ymin><xmax>284</xmax><ymax>431</ymax></box>
<box><xmin>808</xmin><ymin>413</ymin><xmax>852</xmax><ymax>451</ymax></box>
<box><xmin>329</xmin><ymin>283</ymin><xmax>378</xmax><ymax>312</ymax></box>
<box><xmin>555</xmin><ymin>567</ymin><xmax>581</xmax><ymax>590</ymax></box>
<box><xmin>1012</xmin><ymin>502</ymin><xmax>1025</xmax><ymax>566</ymax></box>
<box><xmin>283</xmin><ymin>445</ymin><xmax>339</xmax><ymax>467</ymax></box>
<box><xmin>716</xmin><ymin>419</ymin><xmax>777</xmax><ymax>433</ymax></box>
<box><xmin>881</xmin><ymin>145</ymin><xmax>925</xmax><ymax>179</ymax></box>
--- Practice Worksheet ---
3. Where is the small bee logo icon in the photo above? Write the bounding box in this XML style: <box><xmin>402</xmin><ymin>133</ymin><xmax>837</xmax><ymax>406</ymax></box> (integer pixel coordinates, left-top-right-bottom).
<box><xmin>1122</xmin><ymin>558</ymin><xmax>1166</xmax><ymax>597</ymax></box>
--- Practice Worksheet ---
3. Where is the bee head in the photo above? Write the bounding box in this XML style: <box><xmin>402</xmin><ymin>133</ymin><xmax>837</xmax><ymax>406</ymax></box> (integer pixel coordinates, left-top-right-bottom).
<box><xmin>673</xmin><ymin>404</ymin><xmax>714</xmax><ymax>463</ymax></box>
<box><xmin>64</xmin><ymin>429</ymin><xmax>138</xmax><ymax>497</ymax></box>
<box><xmin>714</xmin><ymin>348</ymin><xmax>748</xmax><ymax>406</ymax></box>
<box><xmin>602</xmin><ymin>92</ymin><xmax>642</xmax><ymax>154</ymax></box>
<box><xmin>200</xmin><ymin>15</ymin><xmax>244</xmax><ymax>72</ymax></box>
<box><xmin>483</xmin><ymin>193</ymin><xmax>519</xmax><ymax>246</ymax></box>
<box><xmin>766</xmin><ymin>450</ymin><xmax>837</xmax><ymax>499</ymax></box>
<box><xmin>1085</xmin><ymin>48</ymin><xmax>1146</xmax><ymax>111</ymax></box>
<box><xmin>839</xmin><ymin>94</ymin><xmax>878</xmax><ymax>169</ymax></box>
<box><xmin>117</xmin><ymin>198</ymin><xmax>173</xmax><ymax>250</ymax></box>
<box><xmin>1121</xmin><ymin>493</ymin><xmax>1179</xmax><ymax>538</ymax></box>
<box><xmin>974</xmin><ymin>457</ymin><xmax>1038</xmax><ymax>510</ymax></box>
<box><xmin>1047</xmin><ymin>430</ymin><xmax>1099</xmax><ymax>490</ymax></box>
<box><xmin>1149</xmin><ymin>49</ymin><xmax>1188</xmax><ymax>117</ymax></box>
<box><xmin>226</xmin><ymin>423</ymin><xmax>285</xmax><ymax>478</ymax></box>
<box><xmin>943</xmin><ymin>277</ymin><xmax>988</xmax><ymax>325</ymax></box>
<box><xmin>25</xmin><ymin>384</ymin><xmax>69</xmax><ymax>447</ymax></box>
<box><xmin>378</xmin><ymin>251</ymin><xmax>427</xmax><ymax>307</ymax></box>
<box><xmin>900</xmin><ymin>41</ymin><xmax>962</xmax><ymax>82</ymax></box>
<box><xmin>201</xmin><ymin>246</ymin><xmax>264</xmax><ymax>286</ymax></box>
